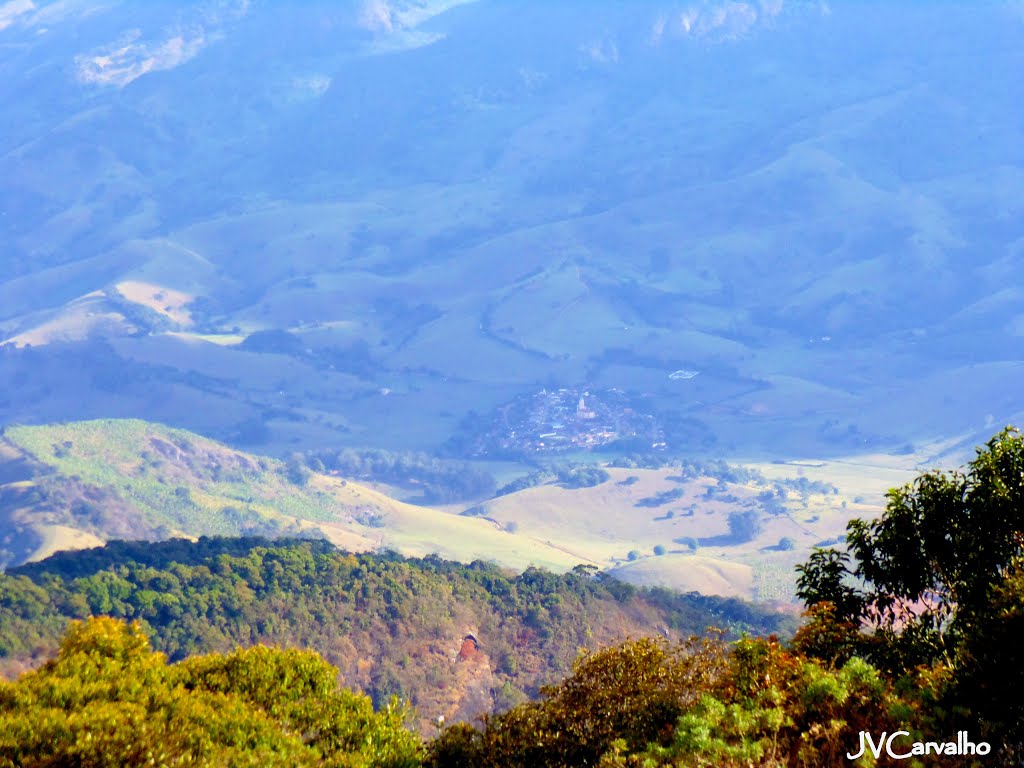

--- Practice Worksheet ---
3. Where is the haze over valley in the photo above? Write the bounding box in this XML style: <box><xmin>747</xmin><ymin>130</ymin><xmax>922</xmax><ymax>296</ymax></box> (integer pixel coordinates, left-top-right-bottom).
<box><xmin>1</xmin><ymin>0</ymin><xmax>1022</xmax><ymax>597</ymax></box>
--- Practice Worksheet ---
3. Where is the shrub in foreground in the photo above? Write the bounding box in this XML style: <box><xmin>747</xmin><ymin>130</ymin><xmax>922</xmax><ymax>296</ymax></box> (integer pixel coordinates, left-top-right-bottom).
<box><xmin>0</xmin><ymin>617</ymin><xmax>421</xmax><ymax>768</ymax></box>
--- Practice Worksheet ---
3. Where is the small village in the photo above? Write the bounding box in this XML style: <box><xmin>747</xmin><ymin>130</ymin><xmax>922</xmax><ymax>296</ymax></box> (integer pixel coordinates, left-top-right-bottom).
<box><xmin>469</xmin><ymin>387</ymin><xmax>667</xmax><ymax>456</ymax></box>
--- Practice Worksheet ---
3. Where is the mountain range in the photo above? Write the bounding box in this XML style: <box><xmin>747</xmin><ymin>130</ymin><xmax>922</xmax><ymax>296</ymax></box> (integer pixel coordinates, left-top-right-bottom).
<box><xmin>2</xmin><ymin>1</ymin><xmax>1022</xmax><ymax>463</ymax></box>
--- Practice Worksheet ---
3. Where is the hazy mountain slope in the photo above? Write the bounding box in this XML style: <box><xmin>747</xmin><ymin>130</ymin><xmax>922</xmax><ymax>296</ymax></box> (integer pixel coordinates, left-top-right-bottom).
<box><xmin>0</xmin><ymin>2</ymin><xmax>1021</xmax><ymax>459</ymax></box>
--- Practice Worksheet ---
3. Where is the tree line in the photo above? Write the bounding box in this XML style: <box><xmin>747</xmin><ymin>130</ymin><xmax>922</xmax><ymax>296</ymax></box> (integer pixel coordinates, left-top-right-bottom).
<box><xmin>304</xmin><ymin>448</ymin><xmax>497</xmax><ymax>503</ymax></box>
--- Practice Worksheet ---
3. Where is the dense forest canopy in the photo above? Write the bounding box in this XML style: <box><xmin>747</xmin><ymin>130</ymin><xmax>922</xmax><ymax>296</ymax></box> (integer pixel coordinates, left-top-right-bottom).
<box><xmin>0</xmin><ymin>537</ymin><xmax>787</xmax><ymax>730</ymax></box>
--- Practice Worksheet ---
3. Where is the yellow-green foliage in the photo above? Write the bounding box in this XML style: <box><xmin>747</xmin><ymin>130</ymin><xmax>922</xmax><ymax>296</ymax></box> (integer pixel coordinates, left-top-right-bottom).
<box><xmin>0</xmin><ymin>601</ymin><xmax>984</xmax><ymax>768</ymax></box>
<box><xmin>425</xmin><ymin>636</ymin><xmax>728</xmax><ymax>768</ymax></box>
<box><xmin>0</xmin><ymin>617</ymin><xmax>422</xmax><ymax>768</ymax></box>
<box><xmin>426</xmin><ymin>633</ymin><xmax>955</xmax><ymax>768</ymax></box>
<box><xmin>625</xmin><ymin>639</ymin><xmax>918</xmax><ymax>768</ymax></box>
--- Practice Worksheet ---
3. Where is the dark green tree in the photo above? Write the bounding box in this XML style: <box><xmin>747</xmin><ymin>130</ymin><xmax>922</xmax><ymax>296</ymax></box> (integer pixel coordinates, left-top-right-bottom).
<box><xmin>726</xmin><ymin>510</ymin><xmax>762</xmax><ymax>543</ymax></box>
<box><xmin>796</xmin><ymin>427</ymin><xmax>1024</xmax><ymax>754</ymax></box>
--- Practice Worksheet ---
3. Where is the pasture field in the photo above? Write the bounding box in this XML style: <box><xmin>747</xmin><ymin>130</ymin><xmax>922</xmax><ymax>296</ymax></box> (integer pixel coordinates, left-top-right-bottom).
<box><xmin>478</xmin><ymin>465</ymin><xmax>879</xmax><ymax>599</ymax></box>
<box><xmin>0</xmin><ymin>420</ymin><xmax>589</xmax><ymax>573</ymax></box>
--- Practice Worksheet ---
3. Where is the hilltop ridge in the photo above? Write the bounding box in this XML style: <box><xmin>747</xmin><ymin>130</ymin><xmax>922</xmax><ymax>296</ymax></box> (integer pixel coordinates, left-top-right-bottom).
<box><xmin>0</xmin><ymin>419</ymin><xmax>587</xmax><ymax>573</ymax></box>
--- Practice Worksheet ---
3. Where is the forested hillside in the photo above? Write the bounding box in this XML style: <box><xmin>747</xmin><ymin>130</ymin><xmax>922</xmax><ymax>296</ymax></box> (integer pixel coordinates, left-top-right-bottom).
<box><xmin>4</xmin><ymin>429</ymin><xmax>1024</xmax><ymax>765</ymax></box>
<box><xmin>0</xmin><ymin>537</ymin><xmax>788</xmax><ymax>732</ymax></box>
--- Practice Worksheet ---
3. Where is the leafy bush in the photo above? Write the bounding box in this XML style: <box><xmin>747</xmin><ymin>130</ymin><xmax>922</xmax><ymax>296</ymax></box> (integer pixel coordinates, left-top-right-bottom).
<box><xmin>425</xmin><ymin>631</ymin><xmax>939</xmax><ymax>768</ymax></box>
<box><xmin>675</xmin><ymin>537</ymin><xmax>699</xmax><ymax>551</ymax></box>
<box><xmin>796</xmin><ymin>427</ymin><xmax>1024</xmax><ymax>758</ymax></box>
<box><xmin>634</xmin><ymin>488</ymin><xmax>685</xmax><ymax>508</ymax></box>
<box><xmin>0</xmin><ymin>617</ymin><xmax>422</xmax><ymax>768</ymax></box>
<box><xmin>496</xmin><ymin>471</ymin><xmax>551</xmax><ymax>496</ymax></box>
<box><xmin>556</xmin><ymin>467</ymin><xmax>611</xmax><ymax>489</ymax></box>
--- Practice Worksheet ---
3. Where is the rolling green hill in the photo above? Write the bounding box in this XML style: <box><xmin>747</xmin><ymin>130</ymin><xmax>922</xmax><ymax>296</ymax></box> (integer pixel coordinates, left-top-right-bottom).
<box><xmin>0</xmin><ymin>419</ymin><xmax>590</xmax><ymax>573</ymax></box>
<box><xmin>0</xmin><ymin>418</ymin><xmax>921</xmax><ymax>602</ymax></box>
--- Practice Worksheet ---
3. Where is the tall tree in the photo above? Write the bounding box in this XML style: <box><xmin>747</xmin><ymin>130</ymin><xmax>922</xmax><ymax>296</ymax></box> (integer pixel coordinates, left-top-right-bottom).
<box><xmin>795</xmin><ymin>427</ymin><xmax>1024</xmax><ymax>750</ymax></box>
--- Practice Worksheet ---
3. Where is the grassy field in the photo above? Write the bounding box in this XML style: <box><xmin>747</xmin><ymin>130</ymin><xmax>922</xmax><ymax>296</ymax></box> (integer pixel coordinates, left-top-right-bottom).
<box><xmin>30</xmin><ymin>525</ymin><xmax>105</xmax><ymax>563</ymax></box>
<box><xmin>1</xmin><ymin>170</ymin><xmax>1016</xmax><ymax>461</ymax></box>
<box><xmin>464</xmin><ymin>463</ymin><xmax>886</xmax><ymax>599</ymax></box>
<box><xmin>608</xmin><ymin>555</ymin><xmax>755</xmax><ymax>598</ymax></box>
<box><xmin>1</xmin><ymin>420</ymin><xmax>589</xmax><ymax>572</ymax></box>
